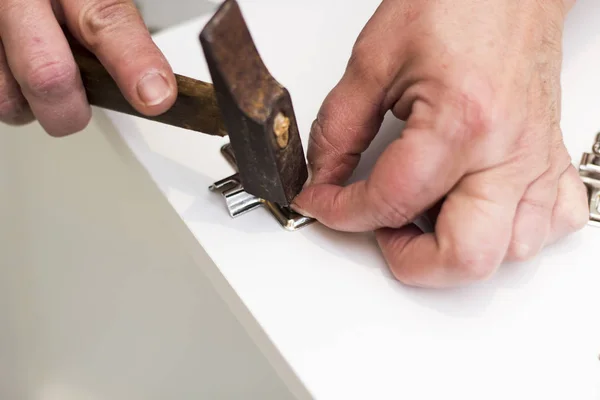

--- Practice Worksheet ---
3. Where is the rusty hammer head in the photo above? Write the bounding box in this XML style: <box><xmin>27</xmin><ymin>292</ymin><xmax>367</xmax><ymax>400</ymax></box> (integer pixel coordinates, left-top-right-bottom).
<box><xmin>199</xmin><ymin>0</ymin><xmax>308</xmax><ymax>208</ymax></box>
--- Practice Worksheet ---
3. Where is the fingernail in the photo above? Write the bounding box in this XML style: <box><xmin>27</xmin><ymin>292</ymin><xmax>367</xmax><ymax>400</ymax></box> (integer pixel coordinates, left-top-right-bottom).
<box><xmin>290</xmin><ymin>202</ymin><xmax>313</xmax><ymax>218</ymax></box>
<box><xmin>137</xmin><ymin>72</ymin><xmax>171</xmax><ymax>106</ymax></box>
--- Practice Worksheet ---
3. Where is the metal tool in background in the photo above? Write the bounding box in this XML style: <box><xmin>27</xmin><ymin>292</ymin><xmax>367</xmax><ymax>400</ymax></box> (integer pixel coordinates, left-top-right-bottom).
<box><xmin>67</xmin><ymin>0</ymin><xmax>314</xmax><ymax>231</ymax></box>
<box><xmin>579</xmin><ymin>133</ymin><xmax>600</xmax><ymax>227</ymax></box>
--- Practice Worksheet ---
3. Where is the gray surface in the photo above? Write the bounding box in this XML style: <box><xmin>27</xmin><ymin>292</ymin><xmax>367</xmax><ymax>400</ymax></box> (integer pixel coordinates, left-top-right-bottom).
<box><xmin>0</xmin><ymin>111</ymin><xmax>311</xmax><ymax>399</ymax></box>
<box><xmin>135</xmin><ymin>0</ymin><xmax>218</xmax><ymax>31</ymax></box>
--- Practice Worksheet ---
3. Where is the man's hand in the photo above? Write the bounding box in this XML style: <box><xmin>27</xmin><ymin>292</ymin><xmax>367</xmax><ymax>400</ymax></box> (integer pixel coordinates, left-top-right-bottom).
<box><xmin>0</xmin><ymin>0</ymin><xmax>176</xmax><ymax>136</ymax></box>
<box><xmin>293</xmin><ymin>0</ymin><xmax>589</xmax><ymax>288</ymax></box>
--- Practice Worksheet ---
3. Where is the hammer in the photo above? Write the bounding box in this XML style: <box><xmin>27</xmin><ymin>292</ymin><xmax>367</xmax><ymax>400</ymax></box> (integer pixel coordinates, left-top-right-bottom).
<box><xmin>65</xmin><ymin>0</ymin><xmax>308</xmax><ymax>208</ymax></box>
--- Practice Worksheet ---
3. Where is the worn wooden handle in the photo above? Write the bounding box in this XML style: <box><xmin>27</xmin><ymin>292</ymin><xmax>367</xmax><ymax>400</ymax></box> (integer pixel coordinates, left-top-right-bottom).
<box><xmin>65</xmin><ymin>30</ymin><xmax>227</xmax><ymax>137</ymax></box>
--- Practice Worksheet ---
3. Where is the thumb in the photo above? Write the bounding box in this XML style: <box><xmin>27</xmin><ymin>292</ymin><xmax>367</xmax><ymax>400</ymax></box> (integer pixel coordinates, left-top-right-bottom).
<box><xmin>61</xmin><ymin>0</ymin><xmax>177</xmax><ymax>116</ymax></box>
<box><xmin>305</xmin><ymin>0</ymin><xmax>417</xmax><ymax>186</ymax></box>
<box><xmin>306</xmin><ymin>49</ymin><xmax>390</xmax><ymax>186</ymax></box>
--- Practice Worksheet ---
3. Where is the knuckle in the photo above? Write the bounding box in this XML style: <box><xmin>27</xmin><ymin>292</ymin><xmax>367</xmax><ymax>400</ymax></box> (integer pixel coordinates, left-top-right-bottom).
<box><xmin>308</xmin><ymin>117</ymin><xmax>334</xmax><ymax>155</ymax></box>
<box><xmin>446</xmin><ymin>242</ymin><xmax>500</xmax><ymax>281</ymax></box>
<box><xmin>508</xmin><ymin>240</ymin><xmax>539</xmax><ymax>262</ymax></box>
<box><xmin>444</xmin><ymin>87</ymin><xmax>494</xmax><ymax>142</ymax></box>
<box><xmin>435</xmin><ymin>74</ymin><xmax>495</xmax><ymax>144</ymax></box>
<box><xmin>554</xmin><ymin>166</ymin><xmax>590</xmax><ymax>233</ymax></box>
<box><xmin>389</xmin><ymin>268</ymin><xmax>417</xmax><ymax>287</ymax></box>
<box><xmin>569</xmin><ymin>204</ymin><xmax>590</xmax><ymax>231</ymax></box>
<box><xmin>24</xmin><ymin>60</ymin><xmax>78</xmax><ymax>99</ymax></box>
<box><xmin>347</xmin><ymin>40</ymin><xmax>390</xmax><ymax>89</ymax></box>
<box><xmin>78</xmin><ymin>0</ymin><xmax>138</xmax><ymax>47</ymax></box>
<box><xmin>307</xmin><ymin>117</ymin><xmax>359</xmax><ymax>178</ymax></box>
<box><xmin>309</xmin><ymin>117</ymin><xmax>343</xmax><ymax>159</ymax></box>
<box><xmin>367</xmin><ymin>183</ymin><xmax>412</xmax><ymax>228</ymax></box>
<box><xmin>564</xmin><ymin>190</ymin><xmax>590</xmax><ymax>232</ymax></box>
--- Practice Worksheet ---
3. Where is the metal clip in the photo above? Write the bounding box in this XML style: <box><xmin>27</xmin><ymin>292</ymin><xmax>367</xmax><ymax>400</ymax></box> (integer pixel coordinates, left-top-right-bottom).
<box><xmin>209</xmin><ymin>143</ymin><xmax>315</xmax><ymax>231</ymax></box>
<box><xmin>578</xmin><ymin>133</ymin><xmax>600</xmax><ymax>227</ymax></box>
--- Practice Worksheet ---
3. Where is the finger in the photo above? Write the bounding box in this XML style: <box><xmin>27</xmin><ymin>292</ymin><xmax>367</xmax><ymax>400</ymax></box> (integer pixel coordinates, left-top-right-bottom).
<box><xmin>305</xmin><ymin>0</ymin><xmax>417</xmax><ymax>186</ymax></box>
<box><xmin>305</xmin><ymin>54</ymin><xmax>387</xmax><ymax>186</ymax></box>
<box><xmin>505</xmin><ymin>176</ymin><xmax>555</xmax><ymax>262</ymax></box>
<box><xmin>0</xmin><ymin>0</ymin><xmax>90</xmax><ymax>136</ymax></box>
<box><xmin>61</xmin><ymin>0</ymin><xmax>176</xmax><ymax>115</ymax></box>
<box><xmin>294</xmin><ymin>111</ymin><xmax>472</xmax><ymax>232</ymax></box>
<box><xmin>0</xmin><ymin>40</ymin><xmax>33</xmax><ymax>125</ymax></box>
<box><xmin>374</xmin><ymin>168</ymin><xmax>525</xmax><ymax>288</ymax></box>
<box><xmin>504</xmin><ymin>152</ymin><xmax>568</xmax><ymax>262</ymax></box>
<box><xmin>546</xmin><ymin>164</ymin><xmax>589</xmax><ymax>245</ymax></box>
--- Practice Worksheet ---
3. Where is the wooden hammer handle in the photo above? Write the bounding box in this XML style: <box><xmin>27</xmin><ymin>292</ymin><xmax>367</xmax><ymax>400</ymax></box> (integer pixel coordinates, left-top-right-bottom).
<box><xmin>65</xmin><ymin>30</ymin><xmax>227</xmax><ymax>137</ymax></box>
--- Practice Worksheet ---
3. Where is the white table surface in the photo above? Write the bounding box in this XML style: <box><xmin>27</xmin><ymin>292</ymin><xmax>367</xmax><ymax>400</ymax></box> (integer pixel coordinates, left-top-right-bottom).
<box><xmin>103</xmin><ymin>0</ymin><xmax>600</xmax><ymax>398</ymax></box>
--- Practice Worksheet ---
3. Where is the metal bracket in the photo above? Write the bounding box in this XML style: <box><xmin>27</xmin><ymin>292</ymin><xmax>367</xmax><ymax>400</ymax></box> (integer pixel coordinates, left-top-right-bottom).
<box><xmin>209</xmin><ymin>143</ymin><xmax>315</xmax><ymax>231</ymax></box>
<box><xmin>578</xmin><ymin>133</ymin><xmax>600</xmax><ymax>227</ymax></box>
